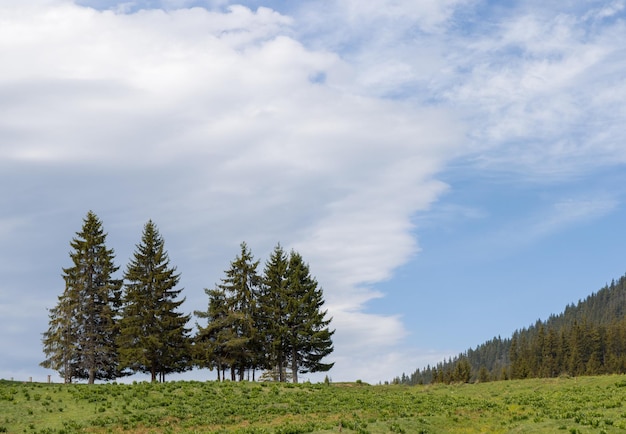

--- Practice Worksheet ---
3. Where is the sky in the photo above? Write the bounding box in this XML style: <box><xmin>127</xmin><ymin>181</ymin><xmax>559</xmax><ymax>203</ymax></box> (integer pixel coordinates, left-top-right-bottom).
<box><xmin>1</xmin><ymin>0</ymin><xmax>626</xmax><ymax>384</ymax></box>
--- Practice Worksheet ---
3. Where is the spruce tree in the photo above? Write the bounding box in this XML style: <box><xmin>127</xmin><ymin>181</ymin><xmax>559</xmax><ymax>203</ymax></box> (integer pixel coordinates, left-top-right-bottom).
<box><xmin>194</xmin><ymin>287</ymin><xmax>239</xmax><ymax>381</ymax></box>
<box><xmin>118</xmin><ymin>220</ymin><xmax>191</xmax><ymax>382</ymax></box>
<box><xmin>285</xmin><ymin>251</ymin><xmax>334</xmax><ymax>382</ymax></box>
<box><xmin>41</xmin><ymin>289</ymin><xmax>79</xmax><ymax>384</ymax></box>
<box><xmin>258</xmin><ymin>243</ymin><xmax>290</xmax><ymax>382</ymax></box>
<box><xmin>41</xmin><ymin>211</ymin><xmax>122</xmax><ymax>383</ymax></box>
<box><xmin>258</xmin><ymin>245</ymin><xmax>334</xmax><ymax>383</ymax></box>
<box><xmin>214</xmin><ymin>242</ymin><xmax>261</xmax><ymax>381</ymax></box>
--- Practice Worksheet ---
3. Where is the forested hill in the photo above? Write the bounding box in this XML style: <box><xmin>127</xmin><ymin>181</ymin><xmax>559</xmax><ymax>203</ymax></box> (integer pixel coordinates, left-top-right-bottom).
<box><xmin>396</xmin><ymin>272</ymin><xmax>626</xmax><ymax>385</ymax></box>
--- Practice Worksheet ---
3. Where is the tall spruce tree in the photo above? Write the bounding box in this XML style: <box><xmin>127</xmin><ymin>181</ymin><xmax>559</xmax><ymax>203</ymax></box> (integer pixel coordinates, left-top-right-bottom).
<box><xmin>214</xmin><ymin>242</ymin><xmax>261</xmax><ymax>381</ymax></box>
<box><xmin>285</xmin><ymin>251</ymin><xmax>334</xmax><ymax>382</ymax></box>
<box><xmin>118</xmin><ymin>220</ymin><xmax>191</xmax><ymax>382</ymax></box>
<box><xmin>258</xmin><ymin>244</ymin><xmax>290</xmax><ymax>382</ymax></box>
<box><xmin>41</xmin><ymin>211</ymin><xmax>122</xmax><ymax>384</ymax></box>
<box><xmin>259</xmin><ymin>245</ymin><xmax>334</xmax><ymax>383</ymax></box>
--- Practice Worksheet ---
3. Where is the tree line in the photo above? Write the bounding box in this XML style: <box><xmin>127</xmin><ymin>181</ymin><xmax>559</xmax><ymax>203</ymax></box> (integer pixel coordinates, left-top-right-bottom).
<box><xmin>396</xmin><ymin>273</ymin><xmax>626</xmax><ymax>385</ymax></box>
<box><xmin>41</xmin><ymin>211</ymin><xmax>334</xmax><ymax>384</ymax></box>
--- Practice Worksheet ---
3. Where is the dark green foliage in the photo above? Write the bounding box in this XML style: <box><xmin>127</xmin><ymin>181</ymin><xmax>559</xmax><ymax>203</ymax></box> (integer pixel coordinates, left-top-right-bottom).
<box><xmin>258</xmin><ymin>244</ymin><xmax>290</xmax><ymax>382</ymax></box>
<box><xmin>196</xmin><ymin>243</ymin><xmax>334</xmax><ymax>383</ymax></box>
<box><xmin>41</xmin><ymin>211</ymin><xmax>123</xmax><ymax>384</ymax></box>
<box><xmin>195</xmin><ymin>242</ymin><xmax>262</xmax><ymax>381</ymax></box>
<box><xmin>398</xmin><ymin>273</ymin><xmax>626</xmax><ymax>385</ymax></box>
<box><xmin>43</xmin><ymin>213</ymin><xmax>331</xmax><ymax>384</ymax></box>
<box><xmin>284</xmin><ymin>251</ymin><xmax>334</xmax><ymax>382</ymax></box>
<box><xmin>118</xmin><ymin>220</ymin><xmax>191</xmax><ymax>382</ymax></box>
<box><xmin>451</xmin><ymin>358</ymin><xmax>472</xmax><ymax>383</ymax></box>
<box><xmin>194</xmin><ymin>286</ymin><xmax>233</xmax><ymax>381</ymax></box>
<box><xmin>258</xmin><ymin>245</ymin><xmax>334</xmax><ymax>383</ymax></box>
<box><xmin>41</xmin><ymin>287</ymin><xmax>78</xmax><ymax>384</ymax></box>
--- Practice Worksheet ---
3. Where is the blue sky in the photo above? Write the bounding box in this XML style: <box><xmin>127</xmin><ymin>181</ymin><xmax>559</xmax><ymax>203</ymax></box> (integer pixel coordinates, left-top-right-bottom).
<box><xmin>1</xmin><ymin>0</ymin><xmax>626</xmax><ymax>384</ymax></box>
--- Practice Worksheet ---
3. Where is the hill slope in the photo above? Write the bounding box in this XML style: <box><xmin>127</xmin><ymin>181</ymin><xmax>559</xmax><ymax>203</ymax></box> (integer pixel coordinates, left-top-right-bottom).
<box><xmin>3</xmin><ymin>376</ymin><xmax>626</xmax><ymax>433</ymax></box>
<box><xmin>397</xmin><ymin>272</ymin><xmax>626</xmax><ymax>384</ymax></box>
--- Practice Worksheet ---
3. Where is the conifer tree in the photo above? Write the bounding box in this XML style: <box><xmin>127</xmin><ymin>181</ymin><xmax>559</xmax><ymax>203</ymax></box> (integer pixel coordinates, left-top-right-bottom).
<box><xmin>284</xmin><ymin>251</ymin><xmax>334</xmax><ymax>383</ymax></box>
<box><xmin>215</xmin><ymin>242</ymin><xmax>261</xmax><ymax>381</ymax></box>
<box><xmin>197</xmin><ymin>242</ymin><xmax>334</xmax><ymax>383</ymax></box>
<box><xmin>118</xmin><ymin>221</ymin><xmax>191</xmax><ymax>382</ymax></box>
<box><xmin>453</xmin><ymin>357</ymin><xmax>472</xmax><ymax>383</ymax></box>
<box><xmin>258</xmin><ymin>244</ymin><xmax>290</xmax><ymax>382</ymax></box>
<box><xmin>196</xmin><ymin>243</ymin><xmax>262</xmax><ymax>381</ymax></box>
<box><xmin>41</xmin><ymin>291</ymin><xmax>77</xmax><ymax>383</ymax></box>
<box><xmin>195</xmin><ymin>287</ymin><xmax>238</xmax><ymax>381</ymax></box>
<box><xmin>258</xmin><ymin>245</ymin><xmax>334</xmax><ymax>383</ymax></box>
<box><xmin>41</xmin><ymin>211</ymin><xmax>122</xmax><ymax>383</ymax></box>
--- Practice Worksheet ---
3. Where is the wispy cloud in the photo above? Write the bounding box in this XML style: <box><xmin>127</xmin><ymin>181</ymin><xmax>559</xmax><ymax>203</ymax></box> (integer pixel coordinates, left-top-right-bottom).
<box><xmin>466</xmin><ymin>194</ymin><xmax>620</xmax><ymax>262</ymax></box>
<box><xmin>442</xmin><ymin>6</ymin><xmax>626</xmax><ymax>177</ymax></box>
<box><xmin>530</xmin><ymin>196</ymin><xmax>619</xmax><ymax>239</ymax></box>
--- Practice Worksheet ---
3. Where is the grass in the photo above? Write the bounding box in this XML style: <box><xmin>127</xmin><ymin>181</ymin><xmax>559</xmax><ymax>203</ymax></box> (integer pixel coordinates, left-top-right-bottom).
<box><xmin>2</xmin><ymin>375</ymin><xmax>626</xmax><ymax>433</ymax></box>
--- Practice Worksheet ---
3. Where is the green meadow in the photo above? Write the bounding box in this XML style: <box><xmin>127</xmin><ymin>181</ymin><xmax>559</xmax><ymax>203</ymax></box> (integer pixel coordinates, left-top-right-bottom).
<box><xmin>2</xmin><ymin>375</ymin><xmax>626</xmax><ymax>433</ymax></box>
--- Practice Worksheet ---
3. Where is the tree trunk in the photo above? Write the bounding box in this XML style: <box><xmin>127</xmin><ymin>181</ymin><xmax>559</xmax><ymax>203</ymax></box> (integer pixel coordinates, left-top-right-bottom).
<box><xmin>291</xmin><ymin>348</ymin><xmax>298</xmax><ymax>384</ymax></box>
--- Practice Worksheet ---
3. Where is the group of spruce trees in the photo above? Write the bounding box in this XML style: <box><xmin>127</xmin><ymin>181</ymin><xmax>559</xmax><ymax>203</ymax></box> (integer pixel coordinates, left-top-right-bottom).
<box><xmin>194</xmin><ymin>240</ymin><xmax>334</xmax><ymax>383</ymax></box>
<box><xmin>41</xmin><ymin>211</ymin><xmax>334</xmax><ymax>384</ymax></box>
<box><xmin>396</xmin><ymin>274</ymin><xmax>626</xmax><ymax>385</ymax></box>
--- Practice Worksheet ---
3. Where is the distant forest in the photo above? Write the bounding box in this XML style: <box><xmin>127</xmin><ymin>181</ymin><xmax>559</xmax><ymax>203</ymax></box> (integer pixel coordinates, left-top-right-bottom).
<box><xmin>396</xmin><ymin>273</ymin><xmax>626</xmax><ymax>384</ymax></box>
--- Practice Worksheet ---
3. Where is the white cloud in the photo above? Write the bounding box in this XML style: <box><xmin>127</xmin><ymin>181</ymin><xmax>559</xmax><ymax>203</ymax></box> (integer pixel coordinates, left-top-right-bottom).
<box><xmin>329</xmin><ymin>346</ymin><xmax>455</xmax><ymax>384</ymax></box>
<box><xmin>291</xmin><ymin>1</ymin><xmax>625</xmax><ymax>178</ymax></box>
<box><xmin>443</xmin><ymin>8</ymin><xmax>626</xmax><ymax>177</ymax></box>
<box><xmin>531</xmin><ymin>197</ymin><xmax>619</xmax><ymax>239</ymax></box>
<box><xmin>584</xmin><ymin>1</ymin><xmax>625</xmax><ymax>21</ymax></box>
<box><xmin>292</xmin><ymin>0</ymin><xmax>463</xmax><ymax>99</ymax></box>
<box><xmin>318</xmin><ymin>0</ymin><xmax>467</xmax><ymax>34</ymax></box>
<box><xmin>0</xmin><ymin>1</ymin><xmax>465</xmax><ymax>382</ymax></box>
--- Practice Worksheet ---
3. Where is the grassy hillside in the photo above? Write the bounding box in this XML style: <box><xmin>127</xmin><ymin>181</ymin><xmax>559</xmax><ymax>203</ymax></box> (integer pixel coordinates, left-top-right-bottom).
<box><xmin>3</xmin><ymin>376</ymin><xmax>626</xmax><ymax>433</ymax></box>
